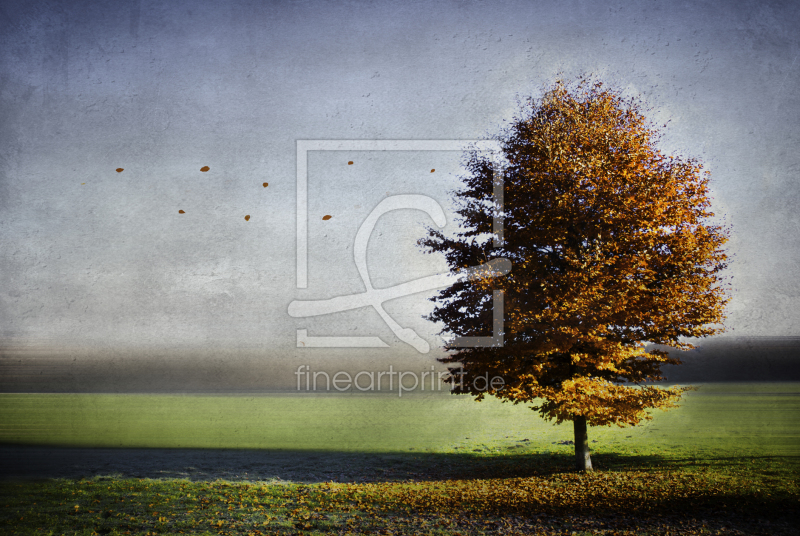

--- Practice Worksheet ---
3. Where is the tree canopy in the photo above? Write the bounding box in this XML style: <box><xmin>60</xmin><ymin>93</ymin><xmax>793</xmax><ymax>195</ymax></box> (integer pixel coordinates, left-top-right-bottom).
<box><xmin>420</xmin><ymin>78</ymin><xmax>730</xmax><ymax>470</ymax></box>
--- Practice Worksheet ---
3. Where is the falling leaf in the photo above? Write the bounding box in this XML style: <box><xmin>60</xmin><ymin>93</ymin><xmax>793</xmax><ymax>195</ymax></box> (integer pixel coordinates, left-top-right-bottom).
<box><xmin>81</xmin><ymin>183</ymin><xmax>86</xmax><ymax>185</ymax></box>
<box><xmin>116</xmin><ymin>168</ymin><xmax>124</xmax><ymax>173</ymax></box>
<box><xmin>178</xmin><ymin>210</ymin><xmax>185</xmax><ymax>214</ymax></box>
<box><xmin>263</xmin><ymin>182</ymin><xmax>269</xmax><ymax>188</ymax></box>
<box><xmin>431</xmin><ymin>169</ymin><xmax>435</xmax><ymax>173</ymax></box>
<box><xmin>245</xmin><ymin>215</ymin><xmax>251</xmax><ymax>221</ymax></box>
<box><xmin>322</xmin><ymin>215</ymin><xmax>332</xmax><ymax>220</ymax></box>
<box><xmin>200</xmin><ymin>166</ymin><xmax>210</xmax><ymax>172</ymax></box>
<box><xmin>348</xmin><ymin>161</ymin><xmax>354</xmax><ymax>165</ymax></box>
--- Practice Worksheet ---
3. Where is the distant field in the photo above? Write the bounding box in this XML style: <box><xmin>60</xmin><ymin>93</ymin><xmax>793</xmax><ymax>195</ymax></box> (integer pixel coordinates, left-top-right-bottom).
<box><xmin>1</xmin><ymin>383</ymin><xmax>798</xmax><ymax>457</ymax></box>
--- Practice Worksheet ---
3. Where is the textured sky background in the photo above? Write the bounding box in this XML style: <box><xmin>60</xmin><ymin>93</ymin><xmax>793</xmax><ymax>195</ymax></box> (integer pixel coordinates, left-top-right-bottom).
<box><xmin>1</xmin><ymin>0</ymin><xmax>799</xmax><ymax>390</ymax></box>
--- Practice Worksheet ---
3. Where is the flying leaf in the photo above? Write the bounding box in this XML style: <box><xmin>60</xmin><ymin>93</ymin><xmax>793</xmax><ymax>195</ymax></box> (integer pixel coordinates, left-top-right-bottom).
<box><xmin>200</xmin><ymin>166</ymin><xmax>210</xmax><ymax>172</ymax></box>
<box><xmin>322</xmin><ymin>215</ymin><xmax>332</xmax><ymax>220</ymax></box>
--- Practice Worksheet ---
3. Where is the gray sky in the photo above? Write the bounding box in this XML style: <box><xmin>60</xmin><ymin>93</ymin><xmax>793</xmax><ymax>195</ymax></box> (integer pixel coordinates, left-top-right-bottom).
<box><xmin>1</xmin><ymin>0</ymin><xmax>799</xmax><ymax>389</ymax></box>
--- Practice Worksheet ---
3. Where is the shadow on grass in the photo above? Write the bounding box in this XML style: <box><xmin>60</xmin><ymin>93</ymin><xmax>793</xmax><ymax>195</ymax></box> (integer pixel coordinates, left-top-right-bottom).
<box><xmin>1</xmin><ymin>446</ymin><xmax>798</xmax><ymax>532</ymax></box>
<box><xmin>1</xmin><ymin>444</ymin><xmax>798</xmax><ymax>483</ymax></box>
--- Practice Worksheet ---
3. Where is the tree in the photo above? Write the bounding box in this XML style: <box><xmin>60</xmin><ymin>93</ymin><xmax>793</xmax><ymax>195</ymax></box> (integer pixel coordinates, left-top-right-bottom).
<box><xmin>419</xmin><ymin>78</ymin><xmax>730</xmax><ymax>472</ymax></box>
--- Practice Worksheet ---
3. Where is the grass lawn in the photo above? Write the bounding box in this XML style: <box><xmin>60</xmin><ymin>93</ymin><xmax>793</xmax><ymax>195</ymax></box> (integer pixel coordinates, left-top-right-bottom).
<box><xmin>1</xmin><ymin>383</ymin><xmax>798</xmax><ymax>534</ymax></box>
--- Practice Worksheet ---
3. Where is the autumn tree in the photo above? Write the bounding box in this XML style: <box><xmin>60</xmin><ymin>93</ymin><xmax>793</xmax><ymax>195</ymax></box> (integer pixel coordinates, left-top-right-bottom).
<box><xmin>420</xmin><ymin>78</ymin><xmax>730</xmax><ymax>471</ymax></box>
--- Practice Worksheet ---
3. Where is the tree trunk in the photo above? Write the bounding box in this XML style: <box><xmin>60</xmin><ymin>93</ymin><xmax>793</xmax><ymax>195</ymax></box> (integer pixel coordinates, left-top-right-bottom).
<box><xmin>573</xmin><ymin>415</ymin><xmax>593</xmax><ymax>472</ymax></box>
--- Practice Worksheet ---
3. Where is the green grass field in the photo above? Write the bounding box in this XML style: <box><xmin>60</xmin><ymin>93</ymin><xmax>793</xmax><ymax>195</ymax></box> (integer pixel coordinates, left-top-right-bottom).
<box><xmin>1</xmin><ymin>383</ymin><xmax>799</xmax><ymax>456</ymax></box>
<box><xmin>1</xmin><ymin>383</ymin><xmax>799</xmax><ymax>535</ymax></box>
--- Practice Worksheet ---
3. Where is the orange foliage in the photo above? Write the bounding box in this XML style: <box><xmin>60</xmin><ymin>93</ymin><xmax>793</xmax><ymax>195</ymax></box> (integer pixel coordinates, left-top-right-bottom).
<box><xmin>420</xmin><ymin>78</ymin><xmax>730</xmax><ymax>428</ymax></box>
